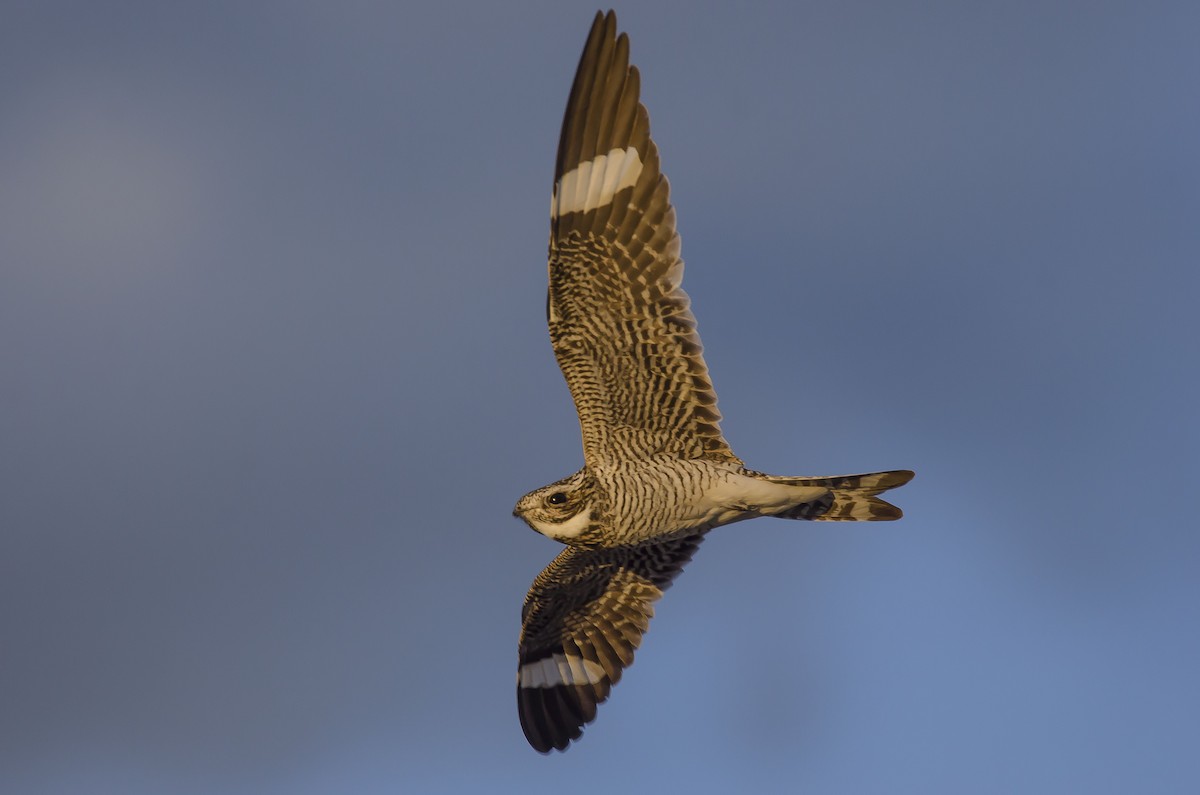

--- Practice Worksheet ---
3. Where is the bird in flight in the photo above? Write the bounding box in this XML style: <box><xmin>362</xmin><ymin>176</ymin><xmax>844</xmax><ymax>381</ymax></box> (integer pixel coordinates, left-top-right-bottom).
<box><xmin>513</xmin><ymin>10</ymin><xmax>914</xmax><ymax>753</ymax></box>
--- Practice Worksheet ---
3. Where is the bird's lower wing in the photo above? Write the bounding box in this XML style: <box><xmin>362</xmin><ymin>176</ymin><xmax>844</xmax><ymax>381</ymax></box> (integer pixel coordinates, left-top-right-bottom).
<box><xmin>516</xmin><ymin>533</ymin><xmax>704</xmax><ymax>752</ymax></box>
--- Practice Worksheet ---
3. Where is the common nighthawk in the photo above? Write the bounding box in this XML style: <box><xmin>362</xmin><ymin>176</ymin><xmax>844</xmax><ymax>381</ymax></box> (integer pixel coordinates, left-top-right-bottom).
<box><xmin>513</xmin><ymin>10</ymin><xmax>913</xmax><ymax>753</ymax></box>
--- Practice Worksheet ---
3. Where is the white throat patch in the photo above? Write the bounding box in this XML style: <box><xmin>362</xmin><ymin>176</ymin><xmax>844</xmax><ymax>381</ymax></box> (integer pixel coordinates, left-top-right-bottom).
<box><xmin>529</xmin><ymin>510</ymin><xmax>592</xmax><ymax>541</ymax></box>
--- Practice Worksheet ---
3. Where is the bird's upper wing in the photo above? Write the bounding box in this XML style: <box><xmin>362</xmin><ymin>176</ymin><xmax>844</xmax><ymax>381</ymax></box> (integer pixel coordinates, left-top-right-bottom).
<box><xmin>516</xmin><ymin>533</ymin><xmax>703</xmax><ymax>752</ymax></box>
<box><xmin>547</xmin><ymin>11</ymin><xmax>739</xmax><ymax>468</ymax></box>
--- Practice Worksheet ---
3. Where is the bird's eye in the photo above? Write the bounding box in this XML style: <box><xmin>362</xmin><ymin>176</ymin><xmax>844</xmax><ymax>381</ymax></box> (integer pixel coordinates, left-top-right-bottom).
<box><xmin>547</xmin><ymin>492</ymin><xmax>567</xmax><ymax>505</ymax></box>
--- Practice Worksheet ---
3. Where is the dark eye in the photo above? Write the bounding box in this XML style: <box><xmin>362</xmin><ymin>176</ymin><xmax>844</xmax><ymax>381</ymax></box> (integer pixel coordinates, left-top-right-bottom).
<box><xmin>547</xmin><ymin>492</ymin><xmax>567</xmax><ymax>505</ymax></box>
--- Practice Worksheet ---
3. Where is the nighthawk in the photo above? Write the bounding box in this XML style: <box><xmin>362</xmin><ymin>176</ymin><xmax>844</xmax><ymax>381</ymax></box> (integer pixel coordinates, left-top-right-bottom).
<box><xmin>513</xmin><ymin>11</ymin><xmax>913</xmax><ymax>753</ymax></box>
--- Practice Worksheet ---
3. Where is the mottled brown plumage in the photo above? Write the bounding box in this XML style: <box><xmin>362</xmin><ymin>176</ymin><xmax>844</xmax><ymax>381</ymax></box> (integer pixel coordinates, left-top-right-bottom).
<box><xmin>547</xmin><ymin>12</ymin><xmax>731</xmax><ymax>468</ymax></box>
<box><xmin>513</xmin><ymin>11</ymin><xmax>914</xmax><ymax>753</ymax></box>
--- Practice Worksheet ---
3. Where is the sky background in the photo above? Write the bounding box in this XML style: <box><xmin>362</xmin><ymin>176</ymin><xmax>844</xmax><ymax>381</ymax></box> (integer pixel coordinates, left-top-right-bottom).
<box><xmin>3</xmin><ymin>1</ymin><xmax>1198</xmax><ymax>792</ymax></box>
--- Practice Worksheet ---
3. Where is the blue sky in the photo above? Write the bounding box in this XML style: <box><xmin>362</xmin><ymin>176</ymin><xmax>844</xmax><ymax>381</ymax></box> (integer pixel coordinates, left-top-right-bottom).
<box><xmin>3</xmin><ymin>1</ymin><xmax>1198</xmax><ymax>792</ymax></box>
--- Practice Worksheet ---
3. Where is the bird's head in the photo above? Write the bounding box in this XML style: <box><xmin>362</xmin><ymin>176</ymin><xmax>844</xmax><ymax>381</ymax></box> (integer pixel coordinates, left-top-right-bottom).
<box><xmin>513</xmin><ymin>469</ymin><xmax>602</xmax><ymax>544</ymax></box>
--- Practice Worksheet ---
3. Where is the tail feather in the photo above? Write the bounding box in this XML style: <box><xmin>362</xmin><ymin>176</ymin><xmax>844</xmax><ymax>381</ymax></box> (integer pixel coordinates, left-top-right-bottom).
<box><xmin>757</xmin><ymin>469</ymin><xmax>914</xmax><ymax>522</ymax></box>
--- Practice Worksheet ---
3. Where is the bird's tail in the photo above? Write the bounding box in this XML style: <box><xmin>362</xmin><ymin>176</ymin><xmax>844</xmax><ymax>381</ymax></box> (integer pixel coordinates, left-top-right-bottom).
<box><xmin>755</xmin><ymin>469</ymin><xmax>914</xmax><ymax>521</ymax></box>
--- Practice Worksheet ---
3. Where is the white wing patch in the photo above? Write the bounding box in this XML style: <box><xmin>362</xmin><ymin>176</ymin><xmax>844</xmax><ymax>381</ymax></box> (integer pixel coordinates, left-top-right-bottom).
<box><xmin>551</xmin><ymin>147</ymin><xmax>643</xmax><ymax>219</ymax></box>
<box><xmin>519</xmin><ymin>653</ymin><xmax>607</xmax><ymax>689</ymax></box>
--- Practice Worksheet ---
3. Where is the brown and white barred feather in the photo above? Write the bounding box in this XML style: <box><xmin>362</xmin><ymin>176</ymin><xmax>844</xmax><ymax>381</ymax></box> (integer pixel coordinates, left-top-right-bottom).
<box><xmin>517</xmin><ymin>535</ymin><xmax>703</xmax><ymax>753</ymax></box>
<box><xmin>757</xmin><ymin>469</ymin><xmax>916</xmax><ymax>521</ymax></box>
<box><xmin>547</xmin><ymin>11</ymin><xmax>739</xmax><ymax>469</ymax></box>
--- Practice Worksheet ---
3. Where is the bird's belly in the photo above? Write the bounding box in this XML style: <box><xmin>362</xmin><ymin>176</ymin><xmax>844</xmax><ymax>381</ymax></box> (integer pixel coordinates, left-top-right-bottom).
<box><xmin>607</xmin><ymin>462</ymin><xmax>819</xmax><ymax>539</ymax></box>
<box><xmin>692</xmin><ymin>470</ymin><xmax>828</xmax><ymax>528</ymax></box>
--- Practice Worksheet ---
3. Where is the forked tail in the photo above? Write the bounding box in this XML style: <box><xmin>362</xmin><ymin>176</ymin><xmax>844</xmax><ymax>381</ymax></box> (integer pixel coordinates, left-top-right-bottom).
<box><xmin>757</xmin><ymin>469</ymin><xmax>915</xmax><ymax>521</ymax></box>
